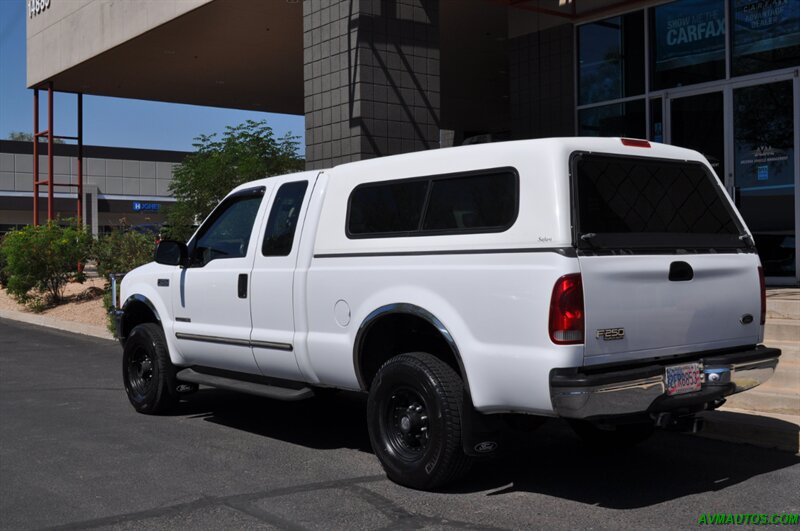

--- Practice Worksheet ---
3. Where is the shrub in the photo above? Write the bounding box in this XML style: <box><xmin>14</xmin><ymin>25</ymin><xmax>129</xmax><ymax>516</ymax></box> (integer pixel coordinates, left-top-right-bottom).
<box><xmin>0</xmin><ymin>221</ymin><xmax>91</xmax><ymax>307</ymax></box>
<box><xmin>92</xmin><ymin>228</ymin><xmax>157</xmax><ymax>335</ymax></box>
<box><xmin>0</xmin><ymin>233</ymin><xmax>8</xmax><ymax>288</ymax></box>
<box><xmin>93</xmin><ymin>228</ymin><xmax>156</xmax><ymax>279</ymax></box>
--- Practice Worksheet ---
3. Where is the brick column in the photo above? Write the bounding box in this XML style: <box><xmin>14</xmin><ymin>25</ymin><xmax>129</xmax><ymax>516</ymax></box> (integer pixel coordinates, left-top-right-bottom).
<box><xmin>303</xmin><ymin>0</ymin><xmax>440</xmax><ymax>170</ymax></box>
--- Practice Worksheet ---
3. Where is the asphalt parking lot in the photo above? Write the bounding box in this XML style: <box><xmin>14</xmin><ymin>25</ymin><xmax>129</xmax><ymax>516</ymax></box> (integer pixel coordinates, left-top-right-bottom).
<box><xmin>1</xmin><ymin>318</ymin><xmax>799</xmax><ymax>530</ymax></box>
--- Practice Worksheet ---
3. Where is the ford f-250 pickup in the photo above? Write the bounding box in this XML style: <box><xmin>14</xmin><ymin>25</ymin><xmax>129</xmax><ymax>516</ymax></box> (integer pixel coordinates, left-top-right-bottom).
<box><xmin>115</xmin><ymin>137</ymin><xmax>781</xmax><ymax>490</ymax></box>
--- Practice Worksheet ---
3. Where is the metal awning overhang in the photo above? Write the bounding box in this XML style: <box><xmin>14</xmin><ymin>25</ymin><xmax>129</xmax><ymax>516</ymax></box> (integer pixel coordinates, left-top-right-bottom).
<box><xmin>29</xmin><ymin>0</ymin><xmax>304</xmax><ymax>115</ymax></box>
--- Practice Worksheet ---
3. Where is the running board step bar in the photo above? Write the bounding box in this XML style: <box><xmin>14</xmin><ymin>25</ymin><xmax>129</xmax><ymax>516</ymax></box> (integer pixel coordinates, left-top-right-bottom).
<box><xmin>176</xmin><ymin>368</ymin><xmax>315</xmax><ymax>401</ymax></box>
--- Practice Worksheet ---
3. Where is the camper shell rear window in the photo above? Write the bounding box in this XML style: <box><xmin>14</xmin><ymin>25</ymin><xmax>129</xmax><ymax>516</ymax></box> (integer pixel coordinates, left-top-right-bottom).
<box><xmin>571</xmin><ymin>153</ymin><xmax>748</xmax><ymax>251</ymax></box>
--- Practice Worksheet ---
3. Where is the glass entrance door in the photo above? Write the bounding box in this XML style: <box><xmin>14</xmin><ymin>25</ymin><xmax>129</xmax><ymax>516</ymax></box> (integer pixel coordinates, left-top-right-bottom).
<box><xmin>668</xmin><ymin>91</ymin><xmax>726</xmax><ymax>181</ymax></box>
<box><xmin>733</xmin><ymin>80</ymin><xmax>796</xmax><ymax>280</ymax></box>
<box><xmin>665</xmin><ymin>80</ymin><xmax>798</xmax><ymax>284</ymax></box>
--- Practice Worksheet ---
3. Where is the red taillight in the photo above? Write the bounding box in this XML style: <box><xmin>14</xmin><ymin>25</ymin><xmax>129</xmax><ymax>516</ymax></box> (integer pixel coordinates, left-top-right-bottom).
<box><xmin>758</xmin><ymin>266</ymin><xmax>766</xmax><ymax>325</ymax></box>
<box><xmin>549</xmin><ymin>273</ymin><xmax>584</xmax><ymax>345</ymax></box>
<box><xmin>621</xmin><ymin>138</ymin><xmax>651</xmax><ymax>148</ymax></box>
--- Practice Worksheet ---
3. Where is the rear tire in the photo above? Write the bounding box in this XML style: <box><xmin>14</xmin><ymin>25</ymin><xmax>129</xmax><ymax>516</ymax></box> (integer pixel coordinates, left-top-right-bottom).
<box><xmin>122</xmin><ymin>323</ymin><xmax>178</xmax><ymax>414</ymax></box>
<box><xmin>568</xmin><ymin>419</ymin><xmax>654</xmax><ymax>449</ymax></box>
<box><xmin>367</xmin><ymin>352</ymin><xmax>472</xmax><ymax>490</ymax></box>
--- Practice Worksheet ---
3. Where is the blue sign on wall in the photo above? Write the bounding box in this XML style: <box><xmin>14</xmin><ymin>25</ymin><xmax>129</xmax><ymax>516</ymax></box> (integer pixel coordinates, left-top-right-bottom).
<box><xmin>132</xmin><ymin>202</ymin><xmax>160</xmax><ymax>212</ymax></box>
<box><xmin>653</xmin><ymin>0</ymin><xmax>726</xmax><ymax>71</ymax></box>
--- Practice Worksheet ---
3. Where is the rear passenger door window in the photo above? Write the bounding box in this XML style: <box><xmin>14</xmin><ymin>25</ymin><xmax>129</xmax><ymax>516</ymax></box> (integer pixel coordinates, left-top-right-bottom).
<box><xmin>347</xmin><ymin>168</ymin><xmax>518</xmax><ymax>238</ymax></box>
<box><xmin>262</xmin><ymin>181</ymin><xmax>309</xmax><ymax>256</ymax></box>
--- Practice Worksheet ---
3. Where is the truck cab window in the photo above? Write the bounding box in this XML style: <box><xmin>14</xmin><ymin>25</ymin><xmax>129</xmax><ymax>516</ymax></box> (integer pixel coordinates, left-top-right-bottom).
<box><xmin>191</xmin><ymin>191</ymin><xmax>263</xmax><ymax>265</ymax></box>
<box><xmin>262</xmin><ymin>181</ymin><xmax>309</xmax><ymax>256</ymax></box>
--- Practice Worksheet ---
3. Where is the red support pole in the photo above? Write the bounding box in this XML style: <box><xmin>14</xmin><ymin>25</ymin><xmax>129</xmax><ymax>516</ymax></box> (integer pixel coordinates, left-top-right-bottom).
<box><xmin>77</xmin><ymin>93</ymin><xmax>83</xmax><ymax>224</ymax></box>
<box><xmin>47</xmin><ymin>82</ymin><xmax>54</xmax><ymax>222</ymax></box>
<box><xmin>33</xmin><ymin>88</ymin><xmax>39</xmax><ymax>226</ymax></box>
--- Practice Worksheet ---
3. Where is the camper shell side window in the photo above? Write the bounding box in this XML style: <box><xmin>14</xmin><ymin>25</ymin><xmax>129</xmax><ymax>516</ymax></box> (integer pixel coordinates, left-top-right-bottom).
<box><xmin>346</xmin><ymin>167</ymin><xmax>520</xmax><ymax>239</ymax></box>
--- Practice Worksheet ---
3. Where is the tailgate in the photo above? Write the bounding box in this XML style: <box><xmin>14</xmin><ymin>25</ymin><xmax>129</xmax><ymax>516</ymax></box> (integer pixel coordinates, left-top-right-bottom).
<box><xmin>571</xmin><ymin>150</ymin><xmax>762</xmax><ymax>366</ymax></box>
<box><xmin>579</xmin><ymin>253</ymin><xmax>762</xmax><ymax>365</ymax></box>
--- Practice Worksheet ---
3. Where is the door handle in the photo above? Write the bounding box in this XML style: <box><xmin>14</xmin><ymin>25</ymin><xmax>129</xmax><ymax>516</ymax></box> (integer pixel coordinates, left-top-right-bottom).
<box><xmin>238</xmin><ymin>274</ymin><xmax>248</xmax><ymax>298</ymax></box>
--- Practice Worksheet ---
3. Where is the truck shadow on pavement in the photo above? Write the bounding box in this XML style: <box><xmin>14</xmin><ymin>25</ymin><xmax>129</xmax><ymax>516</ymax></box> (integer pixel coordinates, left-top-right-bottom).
<box><xmin>451</xmin><ymin>426</ymin><xmax>800</xmax><ymax>508</ymax></box>
<box><xmin>171</xmin><ymin>388</ymin><xmax>374</xmax><ymax>452</ymax></box>
<box><xmin>171</xmin><ymin>388</ymin><xmax>800</xmax><ymax>509</ymax></box>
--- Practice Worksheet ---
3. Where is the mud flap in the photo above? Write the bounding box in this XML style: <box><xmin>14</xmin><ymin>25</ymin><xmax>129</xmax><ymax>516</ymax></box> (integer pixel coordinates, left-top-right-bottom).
<box><xmin>461</xmin><ymin>390</ymin><xmax>505</xmax><ymax>456</ymax></box>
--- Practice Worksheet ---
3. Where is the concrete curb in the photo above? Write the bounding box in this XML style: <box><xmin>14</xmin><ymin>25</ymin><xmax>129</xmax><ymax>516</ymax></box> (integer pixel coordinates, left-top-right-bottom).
<box><xmin>0</xmin><ymin>308</ymin><xmax>115</xmax><ymax>341</ymax></box>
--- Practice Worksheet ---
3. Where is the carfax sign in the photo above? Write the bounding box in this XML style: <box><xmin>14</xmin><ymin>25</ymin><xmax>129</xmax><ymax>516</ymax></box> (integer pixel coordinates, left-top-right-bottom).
<box><xmin>653</xmin><ymin>0</ymin><xmax>726</xmax><ymax>72</ymax></box>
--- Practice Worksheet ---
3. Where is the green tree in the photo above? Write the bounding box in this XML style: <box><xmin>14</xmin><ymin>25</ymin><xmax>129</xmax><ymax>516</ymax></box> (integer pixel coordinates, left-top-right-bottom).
<box><xmin>0</xmin><ymin>221</ymin><xmax>91</xmax><ymax>308</ymax></box>
<box><xmin>0</xmin><ymin>233</ymin><xmax>8</xmax><ymax>288</ymax></box>
<box><xmin>7</xmin><ymin>131</ymin><xmax>65</xmax><ymax>144</ymax></box>
<box><xmin>92</xmin><ymin>228</ymin><xmax>155</xmax><ymax>279</ymax></box>
<box><xmin>166</xmin><ymin>120</ymin><xmax>304</xmax><ymax>241</ymax></box>
<box><xmin>91</xmin><ymin>227</ymin><xmax>157</xmax><ymax>334</ymax></box>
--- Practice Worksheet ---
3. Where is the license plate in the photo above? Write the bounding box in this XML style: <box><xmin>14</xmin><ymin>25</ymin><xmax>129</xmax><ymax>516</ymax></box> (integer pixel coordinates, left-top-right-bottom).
<box><xmin>665</xmin><ymin>362</ymin><xmax>702</xmax><ymax>396</ymax></box>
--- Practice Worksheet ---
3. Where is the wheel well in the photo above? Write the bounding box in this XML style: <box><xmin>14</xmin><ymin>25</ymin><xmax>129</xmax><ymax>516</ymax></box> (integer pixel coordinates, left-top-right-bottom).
<box><xmin>122</xmin><ymin>299</ymin><xmax>160</xmax><ymax>341</ymax></box>
<box><xmin>356</xmin><ymin>312</ymin><xmax>464</xmax><ymax>390</ymax></box>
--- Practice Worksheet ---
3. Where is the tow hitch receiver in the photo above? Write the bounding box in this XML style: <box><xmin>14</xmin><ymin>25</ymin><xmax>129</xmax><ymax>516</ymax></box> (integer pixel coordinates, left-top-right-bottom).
<box><xmin>654</xmin><ymin>412</ymin><xmax>704</xmax><ymax>433</ymax></box>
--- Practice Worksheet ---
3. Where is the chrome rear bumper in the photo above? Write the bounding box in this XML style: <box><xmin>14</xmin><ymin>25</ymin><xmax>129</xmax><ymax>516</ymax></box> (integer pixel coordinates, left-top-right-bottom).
<box><xmin>550</xmin><ymin>346</ymin><xmax>781</xmax><ymax>419</ymax></box>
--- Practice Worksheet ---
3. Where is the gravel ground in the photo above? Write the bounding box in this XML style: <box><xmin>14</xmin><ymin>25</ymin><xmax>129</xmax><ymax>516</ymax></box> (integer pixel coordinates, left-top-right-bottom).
<box><xmin>0</xmin><ymin>278</ymin><xmax>108</xmax><ymax>328</ymax></box>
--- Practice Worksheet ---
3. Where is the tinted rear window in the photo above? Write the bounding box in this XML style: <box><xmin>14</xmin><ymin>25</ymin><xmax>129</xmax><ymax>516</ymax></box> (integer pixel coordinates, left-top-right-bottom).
<box><xmin>423</xmin><ymin>173</ymin><xmax>517</xmax><ymax>231</ymax></box>
<box><xmin>574</xmin><ymin>154</ymin><xmax>746</xmax><ymax>250</ymax></box>
<box><xmin>347</xmin><ymin>169</ymin><xmax>518</xmax><ymax>238</ymax></box>
<box><xmin>262</xmin><ymin>181</ymin><xmax>309</xmax><ymax>256</ymax></box>
<box><xmin>348</xmin><ymin>180</ymin><xmax>428</xmax><ymax>236</ymax></box>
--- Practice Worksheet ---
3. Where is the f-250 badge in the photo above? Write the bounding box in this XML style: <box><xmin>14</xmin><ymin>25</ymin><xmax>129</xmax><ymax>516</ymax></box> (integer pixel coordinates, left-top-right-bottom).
<box><xmin>596</xmin><ymin>328</ymin><xmax>625</xmax><ymax>340</ymax></box>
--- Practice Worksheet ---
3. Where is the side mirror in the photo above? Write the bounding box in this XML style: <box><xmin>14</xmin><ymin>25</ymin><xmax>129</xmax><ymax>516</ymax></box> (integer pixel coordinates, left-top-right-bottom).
<box><xmin>155</xmin><ymin>240</ymin><xmax>188</xmax><ymax>267</ymax></box>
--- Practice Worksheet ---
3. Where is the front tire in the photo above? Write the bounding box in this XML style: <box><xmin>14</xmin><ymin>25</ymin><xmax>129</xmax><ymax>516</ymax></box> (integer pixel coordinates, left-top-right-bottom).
<box><xmin>367</xmin><ymin>352</ymin><xmax>471</xmax><ymax>490</ymax></box>
<box><xmin>122</xmin><ymin>323</ymin><xmax>178</xmax><ymax>414</ymax></box>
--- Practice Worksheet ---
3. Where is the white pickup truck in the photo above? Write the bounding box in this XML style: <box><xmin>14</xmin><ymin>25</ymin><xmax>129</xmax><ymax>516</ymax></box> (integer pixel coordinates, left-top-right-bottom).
<box><xmin>116</xmin><ymin>137</ymin><xmax>780</xmax><ymax>490</ymax></box>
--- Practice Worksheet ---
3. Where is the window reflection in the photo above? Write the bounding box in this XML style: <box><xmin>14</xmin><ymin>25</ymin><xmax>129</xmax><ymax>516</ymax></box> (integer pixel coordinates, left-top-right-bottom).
<box><xmin>650</xmin><ymin>0</ymin><xmax>726</xmax><ymax>89</ymax></box>
<box><xmin>578</xmin><ymin>12</ymin><xmax>644</xmax><ymax>105</ymax></box>
<box><xmin>732</xmin><ymin>0</ymin><xmax>800</xmax><ymax>76</ymax></box>
<box><xmin>734</xmin><ymin>81</ymin><xmax>795</xmax><ymax>277</ymax></box>
<box><xmin>578</xmin><ymin>100</ymin><xmax>646</xmax><ymax>138</ymax></box>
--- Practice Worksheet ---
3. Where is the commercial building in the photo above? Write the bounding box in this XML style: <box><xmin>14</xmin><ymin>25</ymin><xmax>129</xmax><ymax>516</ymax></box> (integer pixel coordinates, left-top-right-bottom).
<box><xmin>0</xmin><ymin>140</ymin><xmax>185</xmax><ymax>235</ymax></box>
<box><xmin>24</xmin><ymin>0</ymin><xmax>799</xmax><ymax>284</ymax></box>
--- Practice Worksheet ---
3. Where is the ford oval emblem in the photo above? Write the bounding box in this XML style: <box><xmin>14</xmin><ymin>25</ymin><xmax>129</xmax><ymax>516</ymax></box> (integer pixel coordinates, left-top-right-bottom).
<box><xmin>474</xmin><ymin>441</ymin><xmax>498</xmax><ymax>454</ymax></box>
<box><xmin>740</xmin><ymin>314</ymin><xmax>754</xmax><ymax>325</ymax></box>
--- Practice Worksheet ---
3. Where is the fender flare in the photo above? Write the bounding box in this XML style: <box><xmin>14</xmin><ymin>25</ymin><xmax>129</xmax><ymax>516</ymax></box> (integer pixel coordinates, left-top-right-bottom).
<box><xmin>352</xmin><ymin>303</ymin><xmax>470</xmax><ymax>393</ymax></box>
<box><xmin>353</xmin><ymin>303</ymin><xmax>504</xmax><ymax>456</ymax></box>
<box><xmin>119</xmin><ymin>294</ymin><xmax>161</xmax><ymax>340</ymax></box>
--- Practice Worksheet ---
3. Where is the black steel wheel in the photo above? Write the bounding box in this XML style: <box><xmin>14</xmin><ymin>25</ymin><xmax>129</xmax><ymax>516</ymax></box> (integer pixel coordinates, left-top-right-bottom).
<box><xmin>367</xmin><ymin>352</ymin><xmax>471</xmax><ymax>490</ymax></box>
<box><xmin>384</xmin><ymin>386</ymin><xmax>431</xmax><ymax>460</ymax></box>
<box><xmin>126</xmin><ymin>345</ymin><xmax>154</xmax><ymax>398</ymax></box>
<box><xmin>122</xmin><ymin>323</ymin><xmax>177</xmax><ymax>414</ymax></box>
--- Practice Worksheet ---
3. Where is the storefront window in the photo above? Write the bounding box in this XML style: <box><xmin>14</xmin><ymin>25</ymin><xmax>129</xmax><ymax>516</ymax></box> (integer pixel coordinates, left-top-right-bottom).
<box><xmin>650</xmin><ymin>98</ymin><xmax>663</xmax><ymax>142</ymax></box>
<box><xmin>670</xmin><ymin>91</ymin><xmax>725</xmax><ymax>179</ymax></box>
<box><xmin>650</xmin><ymin>0</ymin><xmax>726</xmax><ymax>89</ymax></box>
<box><xmin>732</xmin><ymin>0</ymin><xmax>800</xmax><ymax>76</ymax></box>
<box><xmin>578</xmin><ymin>12</ymin><xmax>645</xmax><ymax>105</ymax></box>
<box><xmin>578</xmin><ymin>100</ymin><xmax>646</xmax><ymax>138</ymax></box>
<box><xmin>734</xmin><ymin>81</ymin><xmax>795</xmax><ymax>277</ymax></box>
